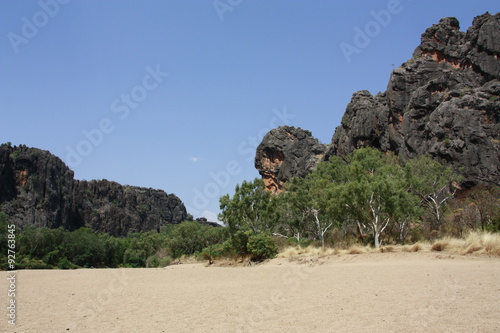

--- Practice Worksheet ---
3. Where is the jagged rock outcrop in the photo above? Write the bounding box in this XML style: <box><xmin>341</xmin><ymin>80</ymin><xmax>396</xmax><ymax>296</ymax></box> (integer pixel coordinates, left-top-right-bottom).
<box><xmin>254</xmin><ymin>13</ymin><xmax>499</xmax><ymax>189</ymax></box>
<box><xmin>0</xmin><ymin>144</ymin><xmax>187</xmax><ymax>236</ymax></box>
<box><xmin>328</xmin><ymin>12</ymin><xmax>500</xmax><ymax>187</ymax></box>
<box><xmin>255</xmin><ymin>126</ymin><xmax>327</xmax><ymax>192</ymax></box>
<box><xmin>195</xmin><ymin>217</ymin><xmax>221</xmax><ymax>228</ymax></box>
<box><xmin>0</xmin><ymin>144</ymin><xmax>79</xmax><ymax>230</ymax></box>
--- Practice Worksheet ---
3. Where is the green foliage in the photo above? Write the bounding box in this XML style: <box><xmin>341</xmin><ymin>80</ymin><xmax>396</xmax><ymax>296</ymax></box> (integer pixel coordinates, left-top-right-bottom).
<box><xmin>10</xmin><ymin>150</ymin><xmax>20</xmax><ymax>161</ymax></box>
<box><xmin>57</xmin><ymin>258</ymin><xmax>77</xmax><ymax>269</ymax></box>
<box><xmin>199</xmin><ymin>242</ymin><xmax>229</xmax><ymax>261</ymax></box>
<box><xmin>405</xmin><ymin>154</ymin><xmax>462</xmax><ymax>230</ymax></box>
<box><xmin>247</xmin><ymin>233</ymin><xmax>278</xmax><ymax>261</ymax></box>
<box><xmin>163</xmin><ymin>221</ymin><xmax>209</xmax><ymax>258</ymax></box>
<box><xmin>225</xmin><ymin>230</ymin><xmax>250</xmax><ymax>257</ymax></box>
<box><xmin>274</xmin><ymin>148</ymin><xmax>423</xmax><ymax>247</ymax></box>
<box><xmin>219</xmin><ymin>178</ymin><xmax>275</xmax><ymax>234</ymax></box>
<box><xmin>3</xmin><ymin>219</ymin><xmax>232</xmax><ymax>270</ymax></box>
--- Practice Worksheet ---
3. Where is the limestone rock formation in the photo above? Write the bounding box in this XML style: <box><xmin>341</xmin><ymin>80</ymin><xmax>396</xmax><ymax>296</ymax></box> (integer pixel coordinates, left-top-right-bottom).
<box><xmin>254</xmin><ymin>126</ymin><xmax>327</xmax><ymax>192</ymax></box>
<box><xmin>0</xmin><ymin>144</ymin><xmax>187</xmax><ymax>236</ymax></box>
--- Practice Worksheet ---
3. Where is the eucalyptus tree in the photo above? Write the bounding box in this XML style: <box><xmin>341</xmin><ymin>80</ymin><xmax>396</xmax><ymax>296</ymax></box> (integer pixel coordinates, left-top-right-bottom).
<box><xmin>405</xmin><ymin>155</ymin><xmax>462</xmax><ymax>231</ymax></box>
<box><xmin>219</xmin><ymin>178</ymin><xmax>275</xmax><ymax>234</ymax></box>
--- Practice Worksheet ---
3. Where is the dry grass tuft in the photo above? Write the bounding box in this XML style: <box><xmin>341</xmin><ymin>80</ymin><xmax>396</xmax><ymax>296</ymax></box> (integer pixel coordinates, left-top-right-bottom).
<box><xmin>380</xmin><ymin>246</ymin><xmax>394</xmax><ymax>253</ymax></box>
<box><xmin>431</xmin><ymin>242</ymin><xmax>447</xmax><ymax>252</ymax></box>
<box><xmin>463</xmin><ymin>245</ymin><xmax>482</xmax><ymax>254</ymax></box>
<box><xmin>401</xmin><ymin>246</ymin><xmax>411</xmax><ymax>252</ymax></box>
<box><xmin>278</xmin><ymin>246</ymin><xmax>301</xmax><ymax>258</ymax></box>
<box><xmin>411</xmin><ymin>243</ymin><xmax>424</xmax><ymax>252</ymax></box>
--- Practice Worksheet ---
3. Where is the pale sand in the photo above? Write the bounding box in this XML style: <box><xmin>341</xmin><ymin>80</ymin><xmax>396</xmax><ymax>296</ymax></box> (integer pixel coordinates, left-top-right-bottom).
<box><xmin>1</xmin><ymin>252</ymin><xmax>499</xmax><ymax>333</ymax></box>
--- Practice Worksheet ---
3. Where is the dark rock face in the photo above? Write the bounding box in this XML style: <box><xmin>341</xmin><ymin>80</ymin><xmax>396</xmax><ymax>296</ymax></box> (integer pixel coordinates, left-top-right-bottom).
<box><xmin>328</xmin><ymin>12</ymin><xmax>500</xmax><ymax>187</ymax></box>
<box><xmin>0</xmin><ymin>144</ymin><xmax>187</xmax><ymax>236</ymax></box>
<box><xmin>73</xmin><ymin>180</ymin><xmax>187</xmax><ymax>236</ymax></box>
<box><xmin>255</xmin><ymin>126</ymin><xmax>327</xmax><ymax>192</ymax></box>
<box><xmin>255</xmin><ymin>13</ymin><xmax>499</xmax><ymax>189</ymax></box>
<box><xmin>0</xmin><ymin>145</ymin><xmax>79</xmax><ymax>230</ymax></box>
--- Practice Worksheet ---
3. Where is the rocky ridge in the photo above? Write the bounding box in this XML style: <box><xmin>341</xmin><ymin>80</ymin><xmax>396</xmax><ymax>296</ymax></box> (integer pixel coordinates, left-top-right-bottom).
<box><xmin>256</xmin><ymin>12</ymin><xmax>500</xmax><ymax>188</ymax></box>
<box><xmin>0</xmin><ymin>144</ymin><xmax>187</xmax><ymax>236</ymax></box>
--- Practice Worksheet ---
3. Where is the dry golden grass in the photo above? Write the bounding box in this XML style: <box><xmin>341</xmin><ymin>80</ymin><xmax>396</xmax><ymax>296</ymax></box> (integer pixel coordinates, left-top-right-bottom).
<box><xmin>277</xmin><ymin>245</ymin><xmax>338</xmax><ymax>258</ymax></box>
<box><xmin>430</xmin><ymin>231</ymin><xmax>500</xmax><ymax>256</ymax></box>
<box><xmin>276</xmin><ymin>232</ymin><xmax>500</xmax><ymax>259</ymax></box>
<box><xmin>401</xmin><ymin>243</ymin><xmax>426</xmax><ymax>252</ymax></box>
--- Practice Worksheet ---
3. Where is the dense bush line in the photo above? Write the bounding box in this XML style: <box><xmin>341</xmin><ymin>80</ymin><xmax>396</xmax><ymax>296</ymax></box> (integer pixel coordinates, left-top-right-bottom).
<box><xmin>0</xmin><ymin>215</ymin><xmax>278</xmax><ymax>269</ymax></box>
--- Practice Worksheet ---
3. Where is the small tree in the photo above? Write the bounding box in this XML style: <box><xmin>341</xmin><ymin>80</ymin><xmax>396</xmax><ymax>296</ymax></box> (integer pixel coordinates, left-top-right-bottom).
<box><xmin>405</xmin><ymin>155</ymin><xmax>462</xmax><ymax>231</ymax></box>
<box><xmin>332</xmin><ymin>148</ymin><xmax>420</xmax><ymax>248</ymax></box>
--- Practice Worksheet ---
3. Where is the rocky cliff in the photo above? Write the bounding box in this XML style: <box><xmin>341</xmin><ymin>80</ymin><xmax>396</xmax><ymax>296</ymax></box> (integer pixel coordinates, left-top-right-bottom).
<box><xmin>255</xmin><ymin>126</ymin><xmax>326</xmax><ymax>192</ymax></box>
<box><xmin>256</xmin><ymin>12</ymin><xmax>500</xmax><ymax>188</ymax></box>
<box><xmin>0</xmin><ymin>144</ymin><xmax>187</xmax><ymax>236</ymax></box>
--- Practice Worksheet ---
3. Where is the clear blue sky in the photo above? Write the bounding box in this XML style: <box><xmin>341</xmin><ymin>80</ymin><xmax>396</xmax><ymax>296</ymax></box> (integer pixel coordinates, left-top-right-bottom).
<box><xmin>1</xmin><ymin>0</ymin><xmax>499</xmax><ymax>222</ymax></box>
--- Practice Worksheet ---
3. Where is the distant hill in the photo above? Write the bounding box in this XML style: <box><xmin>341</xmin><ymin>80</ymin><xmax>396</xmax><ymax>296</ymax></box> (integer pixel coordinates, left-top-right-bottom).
<box><xmin>256</xmin><ymin>12</ymin><xmax>500</xmax><ymax>191</ymax></box>
<box><xmin>0</xmin><ymin>144</ymin><xmax>187</xmax><ymax>236</ymax></box>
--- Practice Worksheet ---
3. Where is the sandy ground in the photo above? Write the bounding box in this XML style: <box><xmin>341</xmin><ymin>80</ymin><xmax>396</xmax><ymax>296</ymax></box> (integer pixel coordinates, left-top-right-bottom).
<box><xmin>1</xmin><ymin>252</ymin><xmax>499</xmax><ymax>333</ymax></box>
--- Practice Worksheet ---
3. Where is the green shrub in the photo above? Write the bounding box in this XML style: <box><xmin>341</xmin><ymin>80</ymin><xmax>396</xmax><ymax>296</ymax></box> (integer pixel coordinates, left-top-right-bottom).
<box><xmin>19</xmin><ymin>259</ymin><xmax>52</xmax><ymax>269</ymax></box>
<box><xmin>57</xmin><ymin>258</ymin><xmax>76</xmax><ymax>269</ymax></box>
<box><xmin>159</xmin><ymin>256</ymin><xmax>173</xmax><ymax>267</ymax></box>
<box><xmin>199</xmin><ymin>242</ymin><xmax>228</xmax><ymax>261</ymax></box>
<box><xmin>247</xmin><ymin>234</ymin><xmax>278</xmax><ymax>261</ymax></box>
<box><xmin>122</xmin><ymin>248</ymin><xmax>146</xmax><ymax>268</ymax></box>
<box><xmin>298</xmin><ymin>238</ymin><xmax>312</xmax><ymax>248</ymax></box>
<box><xmin>228</xmin><ymin>231</ymin><xmax>250</xmax><ymax>257</ymax></box>
<box><xmin>43</xmin><ymin>250</ymin><xmax>62</xmax><ymax>266</ymax></box>
<box><xmin>145</xmin><ymin>254</ymin><xmax>160</xmax><ymax>268</ymax></box>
